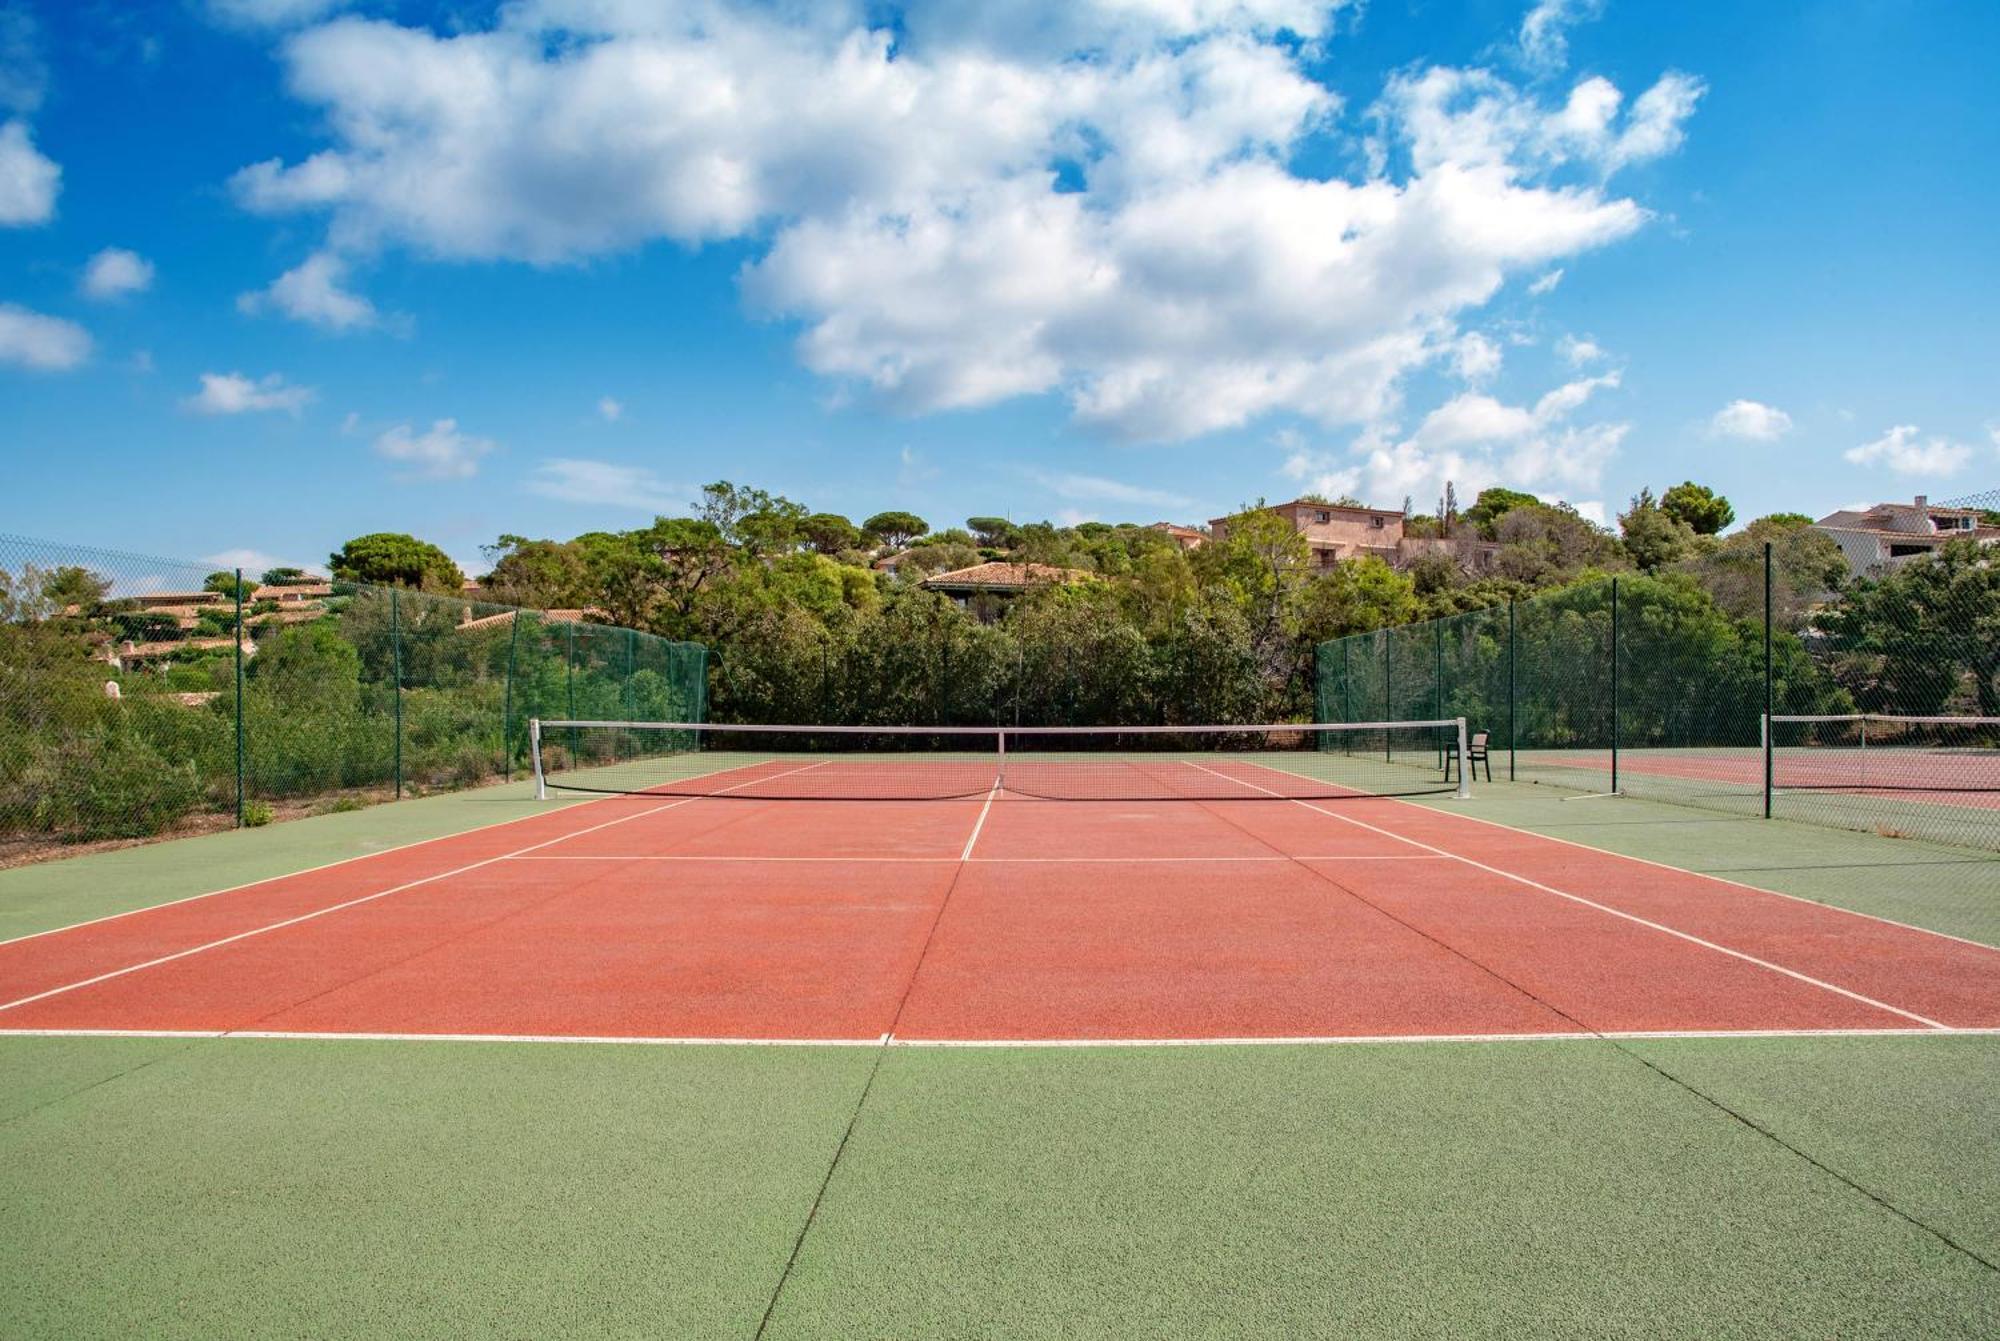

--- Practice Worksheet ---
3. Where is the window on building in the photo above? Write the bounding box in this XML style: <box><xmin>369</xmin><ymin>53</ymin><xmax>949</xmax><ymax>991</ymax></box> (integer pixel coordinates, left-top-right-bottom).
<box><xmin>1371</xmin><ymin>515</ymin><xmax>1385</xmax><ymax>528</ymax></box>
<box><xmin>1889</xmin><ymin>544</ymin><xmax>1929</xmax><ymax>557</ymax></box>
<box><xmin>1315</xmin><ymin>510</ymin><xmax>1330</xmax><ymax>523</ymax></box>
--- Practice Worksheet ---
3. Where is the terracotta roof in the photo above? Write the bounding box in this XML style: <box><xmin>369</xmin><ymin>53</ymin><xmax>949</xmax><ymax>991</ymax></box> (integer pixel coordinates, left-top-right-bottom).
<box><xmin>921</xmin><ymin>562</ymin><xmax>1092</xmax><ymax>591</ymax></box>
<box><xmin>456</xmin><ymin>607</ymin><xmax>602</xmax><ymax>631</ymax></box>
<box><xmin>1149</xmin><ymin>522</ymin><xmax>1205</xmax><ymax>537</ymax></box>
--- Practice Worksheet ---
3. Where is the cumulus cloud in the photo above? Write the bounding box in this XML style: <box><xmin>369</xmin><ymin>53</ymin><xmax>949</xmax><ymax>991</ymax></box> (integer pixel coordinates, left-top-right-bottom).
<box><xmin>374</xmin><ymin>418</ymin><xmax>494</xmax><ymax>479</ymax></box>
<box><xmin>0</xmin><ymin>117</ymin><xmax>57</xmax><ymax>224</ymax></box>
<box><xmin>1027</xmin><ymin>469</ymin><xmax>1191</xmax><ymax>509</ymax></box>
<box><xmin>223</xmin><ymin>4</ymin><xmax>1700</xmax><ymax>442</ymax></box>
<box><xmin>1843</xmin><ymin>425</ymin><xmax>1971</xmax><ymax>477</ymax></box>
<box><xmin>1518</xmin><ymin>0</ymin><xmax>1603</xmax><ymax>74</ymax></box>
<box><xmin>184</xmin><ymin>371</ymin><xmax>315</xmax><ymax>415</ymax></box>
<box><xmin>1708</xmin><ymin>398</ymin><xmax>1792</xmax><ymax>441</ymax></box>
<box><xmin>237</xmin><ymin>250</ymin><xmax>389</xmax><ymax>332</ymax></box>
<box><xmin>0</xmin><ymin>301</ymin><xmax>88</xmax><ymax>368</ymax></box>
<box><xmin>1555</xmin><ymin>333</ymin><xmax>1603</xmax><ymax>365</ymax></box>
<box><xmin>1453</xmin><ymin>331</ymin><xmax>1502</xmax><ymax>381</ymax></box>
<box><xmin>204</xmin><ymin>547</ymin><xmax>308</xmax><ymax>575</ymax></box>
<box><xmin>81</xmin><ymin>247</ymin><xmax>156</xmax><ymax>300</ymax></box>
<box><xmin>527</xmin><ymin>457</ymin><xmax>684</xmax><ymax>511</ymax></box>
<box><xmin>596</xmin><ymin>396</ymin><xmax>623</xmax><ymax>422</ymax></box>
<box><xmin>1283</xmin><ymin>371</ymin><xmax>1626</xmax><ymax>509</ymax></box>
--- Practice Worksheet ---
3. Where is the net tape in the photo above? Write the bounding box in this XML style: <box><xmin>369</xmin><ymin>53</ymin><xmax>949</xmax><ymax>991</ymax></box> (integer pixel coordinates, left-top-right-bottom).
<box><xmin>531</xmin><ymin>719</ymin><xmax>1471</xmax><ymax>802</ymax></box>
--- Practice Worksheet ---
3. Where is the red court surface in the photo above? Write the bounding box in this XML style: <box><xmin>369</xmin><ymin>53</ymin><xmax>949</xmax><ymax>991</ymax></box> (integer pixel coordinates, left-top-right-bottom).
<box><xmin>3</xmin><ymin>784</ymin><xmax>1999</xmax><ymax>1044</ymax></box>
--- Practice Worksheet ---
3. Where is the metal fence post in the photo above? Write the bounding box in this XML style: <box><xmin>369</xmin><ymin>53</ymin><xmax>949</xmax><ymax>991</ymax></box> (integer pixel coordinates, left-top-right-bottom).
<box><xmin>391</xmin><ymin>587</ymin><xmax>403</xmax><ymax>800</ymax></box>
<box><xmin>1763</xmin><ymin>542</ymin><xmax>1774</xmax><ymax>818</ymax></box>
<box><xmin>1507</xmin><ymin>598</ymin><xmax>1517</xmax><ymax>782</ymax></box>
<box><xmin>1609</xmin><ymin>577</ymin><xmax>1620</xmax><ymax>795</ymax></box>
<box><xmin>233</xmin><ymin>568</ymin><xmax>245</xmax><ymax>825</ymax></box>
<box><xmin>501</xmin><ymin>608</ymin><xmax>521</xmax><ymax>781</ymax></box>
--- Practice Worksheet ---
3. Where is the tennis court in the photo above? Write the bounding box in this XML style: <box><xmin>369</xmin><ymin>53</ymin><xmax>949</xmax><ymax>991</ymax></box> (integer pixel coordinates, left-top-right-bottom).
<box><xmin>3</xmin><ymin>723</ymin><xmax>1998</xmax><ymax>1335</ymax></box>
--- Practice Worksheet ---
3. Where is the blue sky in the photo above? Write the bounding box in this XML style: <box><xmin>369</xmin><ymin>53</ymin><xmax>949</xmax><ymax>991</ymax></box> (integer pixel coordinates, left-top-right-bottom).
<box><xmin>1</xmin><ymin>0</ymin><xmax>1995</xmax><ymax>577</ymax></box>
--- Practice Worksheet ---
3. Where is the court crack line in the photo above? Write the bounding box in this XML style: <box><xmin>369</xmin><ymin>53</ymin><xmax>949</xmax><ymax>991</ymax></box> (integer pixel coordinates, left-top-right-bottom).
<box><xmin>1182</xmin><ymin>762</ymin><xmax>1953</xmax><ymax>1029</ymax></box>
<box><xmin>1184</xmin><ymin>798</ymin><xmax>2000</xmax><ymax>1282</ymax></box>
<box><xmin>752</xmin><ymin>782</ymin><xmax>996</xmax><ymax>1340</ymax></box>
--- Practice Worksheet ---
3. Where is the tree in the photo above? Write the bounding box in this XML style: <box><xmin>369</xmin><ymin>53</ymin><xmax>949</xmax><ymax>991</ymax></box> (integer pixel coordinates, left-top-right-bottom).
<box><xmin>1493</xmin><ymin>504</ymin><xmax>1624</xmax><ymax>584</ymax></box>
<box><xmin>1660</xmin><ymin>481</ymin><xmax>1735</xmax><ymax>536</ymax></box>
<box><xmin>966</xmin><ymin>516</ymin><xmax>1018</xmax><ymax>549</ymax></box>
<box><xmin>699</xmin><ymin>481</ymin><xmax>806</xmax><ymax>556</ymax></box>
<box><xmin>863</xmin><ymin>511</ymin><xmax>929</xmax><ymax>549</ymax></box>
<box><xmin>1463</xmin><ymin>487</ymin><xmax>1540</xmax><ymax>537</ymax></box>
<box><xmin>1817</xmin><ymin>539</ymin><xmax>2000</xmax><ymax>716</ymax></box>
<box><xmin>259</xmin><ymin>566</ymin><xmax>311</xmax><ymax>585</ymax></box>
<box><xmin>328</xmin><ymin>533</ymin><xmax>465</xmax><ymax>592</ymax></box>
<box><xmin>203</xmin><ymin>570</ymin><xmax>255</xmax><ymax>602</ymax></box>
<box><xmin>801</xmin><ymin>513</ymin><xmax>862</xmax><ymax>555</ymax></box>
<box><xmin>1619</xmin><ymin>489</ymin><xmax>1698</xmax><ymax>571</ymax></box>
<box><xmin>480</xmin><ymin>535</ymin><xmax>594</xmax><ymax>609</ymax></box>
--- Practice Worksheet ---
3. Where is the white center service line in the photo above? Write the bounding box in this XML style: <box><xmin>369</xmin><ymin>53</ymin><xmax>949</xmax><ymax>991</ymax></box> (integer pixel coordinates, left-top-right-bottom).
<box><xmin>961</xmin><ymin>783</ymin><xmax>1001</xmax><ymax>862</ymax></box>
<box><xmin>0</xmin><ymin>759</ymin><xmax>836</xmax><ymax>1018</ymax></box>
<box><xmin>1180</xmin><ymin>761</ymin><xmax>1953</xmax><ymax>1031</ymax></box>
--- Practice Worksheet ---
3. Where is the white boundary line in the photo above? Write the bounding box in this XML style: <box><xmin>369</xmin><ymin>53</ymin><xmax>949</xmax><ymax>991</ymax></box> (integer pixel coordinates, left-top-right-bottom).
<box><xmin>960</xmin><ymin>784</ymin><xmax>1000</xmax><ymax>862</ymax></box>
<box><xmin>3</xmin><ymin>1026</ymin><xmax>1993</xmax><ymax>1048</ymax></box>
<box><xmin>0</xmin><ymin>788</ymin><xmax>611</xmax><ymax>951</ymax></box>
<box><xmin>1183</xmin><ymin>762</ymin><xmax>1955</xmax><ymax>1031</ymax></box>
<box><xmin>0</xmin><ymin>760</ymin><xmax>835</xmax><ymax>1018</ymax></box>
<box><xmin>1397</xmin><ymin>789</ymin><xmax>2000</xmax><ymax>957</ymax></box>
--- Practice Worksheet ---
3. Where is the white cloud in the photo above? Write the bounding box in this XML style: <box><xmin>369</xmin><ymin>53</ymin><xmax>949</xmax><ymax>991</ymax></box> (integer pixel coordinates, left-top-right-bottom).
<box><xmin>0</xmin><ymin>7</ymin><xmax>47</xmax><ymax>114</ymax></box>
<box><xmin>339</xmin><ymin>409</ymin><xmax>360</xmax><ymax>434</ymax></box>
<box><xmin>237</xmin><ymin>250</ymin><xmax>387</xmax><ymax>332</ymax></box>
<box><xmin>1708</xmin><ymin>398</ymin><xmax>1792</xmax><ymax>441</ymax></box>
<box><xmin>0</xmin><ymin>118</ymin><xmax>57</xmax><ymax>225</ymax></box>
<box><xmin>0</xmin><ymin>301</ymin><xmax>88</xmax><ymax>369</ymax></box>
<box><xmin>1453</xmin><ymin>332</ymin><xmax>1502</xmax><ymax>382</ymax></box>
<box><xmin>1843</xmin><ymin>425</ymin><xmax>1972</xmax><ymax>477</ymax></box>
<box><xmin>1570</xmin><ymin>499</ymin><xmax>1606</xmax><ymax>525</ymax></box>
<box><xmin>224</xmin><ymin>6</ymin><xmax>1698</xmax><ymax>443</ymax></box>
<box><xmin>374</xmin><ymin>418</ymin><xmax>494</xmax><ymax>479</ymax></box>
<box><xmin>81</xmin><ymin>247</ymin><xmax>156</xmax><ymax>300</ymax></box>
<box><xmin>1519</xmin><ymin>0</ymin><xmax>1603</xmax><ymax>74</ymax></box>
<box><xmin>596</xmin><ymin>396</ymin><xmax>623</xmax><ymax>422</ymax></box>
<box><xmin>526</xmin><ymin>457</ymin><xmax>685</xmax><ymax>511</ymax></box>
<box><xmin>1555</xmin><ymin>333</ymin><xmax>1603</xmax><ymax>365</ymax></box>
<box><xmin>204</xmin><ymin>548</ymin><xmax>311</xmax><ymax>576</ymax></box>
<box><xmin>1027</xmin><ymin>469</ymin><xmax>1191</xmax><ymax>509</ymax></box>
<box><xmin>184</xmin><ymin>371</ymin><xmax>315</xmax><ymax>416</ymax></box>
<box><xmin>1282</xmin><ymin>371</ymin><xmax>1625</xmax><ymax>509</ymax></box>
<box><xmin>1526</xmin><ymin>268</ymin><xmax>1563</xmax><ymax>295</ymax></box>
<box><xmin>206</xmin><ymin>0</ymin><xmax>349</xmax><ymax>29</ymax></box>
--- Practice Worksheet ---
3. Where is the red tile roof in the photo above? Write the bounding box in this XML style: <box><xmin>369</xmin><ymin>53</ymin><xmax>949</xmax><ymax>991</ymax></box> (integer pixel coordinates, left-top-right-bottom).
<box><xmin>921</xmin><ymin>562</ymin><xmax>1093</xmax><ymax>591</ymax></box>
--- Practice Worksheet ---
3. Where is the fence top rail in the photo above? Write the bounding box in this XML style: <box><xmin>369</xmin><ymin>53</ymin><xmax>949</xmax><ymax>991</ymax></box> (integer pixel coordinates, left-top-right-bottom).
<box><xmin>1769</xmin><ymin>713</ymin><xmax>1999</xmax><ymax>727</ymax></box>
<box><xmin>534</xmin><ymin>718</ymin><xmax>1465</xmax><ymax>737</ymax></box>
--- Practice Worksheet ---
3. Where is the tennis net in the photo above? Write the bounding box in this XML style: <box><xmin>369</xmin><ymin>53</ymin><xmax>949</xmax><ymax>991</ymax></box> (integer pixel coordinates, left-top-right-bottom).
<box><xmin>1767</xmin><ymin>713</ymin><xmax>2000</xmax><ymax>852</ymax></box>
<box><xmin>530</xmin><ymin>719</ymin><xmax>1471</xmax><ymax>802</ymax></box>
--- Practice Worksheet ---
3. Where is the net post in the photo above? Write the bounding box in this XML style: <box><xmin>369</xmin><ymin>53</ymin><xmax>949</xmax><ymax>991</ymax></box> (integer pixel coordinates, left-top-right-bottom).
<box><xmin>1762</xmin><ymin>542</ymin><xmax>1773</xmax><ymax>819</ymax></box>
<box><xmin>1454</xmin><ymin>717</ymin><xmax>1471</xmax><ymax>800</ymax></box>
<box><xmin>233</xmin><ymin>567</ymin><xmax>245</xmax><ymax>827</ymax></box>
<box><xmin>530</xmin><ymin>718</ymin><xmax>547</xmax><ymax>800</ymax></box>
<box><xmin>997</xmin><ymin>728</ymin><xmax>1007</xmax><ymax>793</ymax></box>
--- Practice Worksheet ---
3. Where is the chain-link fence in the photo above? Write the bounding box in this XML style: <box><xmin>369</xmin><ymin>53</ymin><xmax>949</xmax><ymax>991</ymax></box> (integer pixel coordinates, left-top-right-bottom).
<box><xmin>0</xmin><ymin>534</ymin><xmax>706</xmax><ymax>858</ymax></box>
<box><xmin>1317</xmin><ymin>523</ymin><xmax>2000</xmax><ymax>855</ymax></box>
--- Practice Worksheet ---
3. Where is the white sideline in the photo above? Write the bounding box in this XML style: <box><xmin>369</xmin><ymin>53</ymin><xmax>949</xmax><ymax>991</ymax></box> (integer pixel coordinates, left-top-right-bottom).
<box><xmin>1398</xmin><ymin>789</ymin><xmax>2000</xmax><ymax>958</ymax></box>
<box><xmin>0</xmin><ymin>760</ymin><xmax>835</xmax><ymax>1017</ymax></box>
<box><xmin>0</xmin><ymin>789</ymin><xmax>609</xmax><ymax>951</ymax></box>
<box><xmin>2</xmin><ymin>1025</ymin><xmax>1994</xmax><ymax>1048</ymax></box>
<box><xmin>1183</xmin><ymin>762</ymin><xmax>1956</xmax><ymax>1031</ymax></box>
